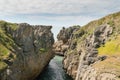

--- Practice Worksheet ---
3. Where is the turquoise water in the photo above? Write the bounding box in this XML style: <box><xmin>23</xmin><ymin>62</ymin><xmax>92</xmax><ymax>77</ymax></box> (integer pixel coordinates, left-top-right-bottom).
<box><xmin>36</xmin><ymin>56</ymin><xmax>73</xmax><ymax>80</ymax></box>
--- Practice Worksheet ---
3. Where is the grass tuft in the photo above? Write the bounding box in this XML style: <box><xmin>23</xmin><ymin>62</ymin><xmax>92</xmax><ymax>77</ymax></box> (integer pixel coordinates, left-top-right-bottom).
<box><xmin>39</xmin><ymin>48</ymin><xmax>47</xmax><ymax>53</ymax></box>
<box><xmin>98</xmin><ymin>36</ymin><xmax>120</xmax><ymax>56</ymax></box>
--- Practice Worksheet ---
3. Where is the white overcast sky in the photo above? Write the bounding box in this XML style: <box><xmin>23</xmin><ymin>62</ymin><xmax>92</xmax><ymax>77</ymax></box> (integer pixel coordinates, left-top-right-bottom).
<box><xmin>0</xmin><ymin>0</ymin><xmax>120</xmax><ymax>40</ymax></box>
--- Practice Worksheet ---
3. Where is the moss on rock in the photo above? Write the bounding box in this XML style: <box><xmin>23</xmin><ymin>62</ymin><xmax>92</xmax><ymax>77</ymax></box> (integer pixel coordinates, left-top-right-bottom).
<box><xmin>0</xmin><ymin>20</ymin><xmax>18</xmax><ymax>73</ymax></box>
<box><xmin>0</xmin><ymin>61</ymin><xmax>7</xmax><ymax>72</ymax></box>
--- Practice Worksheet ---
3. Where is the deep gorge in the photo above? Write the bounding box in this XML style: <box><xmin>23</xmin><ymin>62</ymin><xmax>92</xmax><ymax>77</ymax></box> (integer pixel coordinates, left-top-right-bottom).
<box><xmin>36</xmin><ymin>55</ymin><xmax>73</xmax><ymax>80</ymax></box>
<box><xmin>0</xmin><ymin>11</ymin><xmax>120</xmax><ymax>80</ymax></box>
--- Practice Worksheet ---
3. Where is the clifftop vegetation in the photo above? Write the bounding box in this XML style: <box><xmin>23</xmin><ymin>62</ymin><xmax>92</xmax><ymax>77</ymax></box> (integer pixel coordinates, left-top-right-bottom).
<box><xmin>63</xmin><ymin>11</ymin><xmax>120</xmax><ymax>80</ymax></box>
<box><xmin>0</xmin><ymin>21</ymin><xmax>17</xmax><ymax>72</ymax></box>
<box><xmin>72</xmin><ymin>12</ymin><xmax>120</xmax><ymax>55</ymax></box>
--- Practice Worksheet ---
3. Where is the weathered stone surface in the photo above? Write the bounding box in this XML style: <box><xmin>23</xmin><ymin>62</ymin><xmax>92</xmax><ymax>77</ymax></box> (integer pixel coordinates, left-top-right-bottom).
<box><xmin>53</xmin><ymin>40</ymin><xmax>68</xmax><ymax>56</ymax></box>
<box><xmin>54</xmin><ymin>26</ymin><xmax>80</xmax><ymax>56</ymax></box>
<box><xmin>78</xmin><ymin>24</ymin><xmax>113</xmax><ymax>66</ymax></box>
<box><xmin>57</xmin><ymin>26</ymin><xmax>80</xmax><ymax>43</ymax></box>
<box><xmin>63</xmin><ymin>23</ymin><xmax>120</xmax><ymax>80</ymax></box>
<box><xmin>0</xmin><ymin>22</ymin><xmax>54</xmax><ymax>80</ymax></box>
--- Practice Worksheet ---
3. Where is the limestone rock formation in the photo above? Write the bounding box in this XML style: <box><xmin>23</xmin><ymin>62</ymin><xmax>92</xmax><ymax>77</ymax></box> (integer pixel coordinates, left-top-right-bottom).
<box><xmin>0</xmin><ymin>21</ymin><xmax>54</xmax><ymax>80</ymax></box>
<box><xmin>57</xmin><ymin>26</ymin><xmax>80</xmax><ymax>43</ymax></box>
<box><xmin>75</xmin><ymin>24</ymin><xmax>113</xmax><ymax>80</ymax></box>
<box><xmin>53</xmin><ymin>26</ymin><xmax>80</xmax><ymax>56</ymax></box>
<box><xmin>62</xmin><ymin>12</ymin><xmax>120</xmax><ymax>80</ymax></box>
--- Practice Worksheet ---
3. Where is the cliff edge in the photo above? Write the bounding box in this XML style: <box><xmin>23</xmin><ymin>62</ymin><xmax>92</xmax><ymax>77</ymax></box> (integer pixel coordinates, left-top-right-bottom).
<box><xmin>0</xmin><ymin>21</ymin><xmax>54</xmax><ymax>80</ymax></box>
<box><xmin>57</xmin><ymin>12</ymin><xmax>120</xmax><ymax>80</ymax></box>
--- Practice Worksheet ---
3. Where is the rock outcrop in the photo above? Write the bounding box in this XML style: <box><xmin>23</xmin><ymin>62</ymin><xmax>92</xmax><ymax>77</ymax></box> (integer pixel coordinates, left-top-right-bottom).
<box><xmin>60</xmin><ymin>12</ymin><xmax>120</xmax><ymax>80</ymax></box>
<box><xmin>0</xmin><ymin>21</ymin><xmax>54</xmax><ymax>80</ymax></box>
<box><xmin>53</xmin><ymin>26</ymin><xmax>80</xmax><ymax>56</ymax></box>
<box><xmin>75</xmin><ymin>24</ymin><xmax>114</xmax><ymax>80</ymax></box>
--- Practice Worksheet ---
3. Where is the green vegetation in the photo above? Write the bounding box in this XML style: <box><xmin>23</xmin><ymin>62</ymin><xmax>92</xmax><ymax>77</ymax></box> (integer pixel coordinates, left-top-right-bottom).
<box><xmin>68</xmin><ymin>12</ymin><xmax>120</xmax><ymax>55</ymax></box>
<box><xmin>0</xmin><ymin>43</ymin><xmax>10</xmax><ymax>58</ymax></box>
<box><xmin>8</xmin><ymin>23</ymin><xmax>18</xmax><ymax>31</ymax></box>
<box><xmin>98</xmin><ymin>36</ymin><xmax>120</xmax><ymax>56</ymax></box>
<box><xmin>107</xmin><ymin>20</ymin><xmax>114</xmax><ymax>26</ymax></box>
<box><xmin>93</xmin><ymin>57</ymin><xmax>120</xmax><ymax>77</ymax></box>
<box><xmin>0</xmin><ymin>20</ymin><xmax>18</xmax><ymax>51</ymax></box>
<box><xmin>0</xmin><ymin>20</ymin><xmax>19</xmax><ymax>31</ymax></box>
<box><xmin>0</xmin><ymin>27</ymin><xmax>16</xmax><ymax>51</ymax></box>
<box><xmin>0</xmin><ymin>20</ymin><xmax>18</xmax><ymax>72</ymax></box>
<box><xmin>39</xmin><ymin>48</ymin><xmax>47</xmax><ymax>53</ymax></box>
<box><xmin>72</xmin><ymin>25</ymin><xmax>80</xmax><ymax>28</ymax></box>
<box><xmin>75</xmin><ymin>12</ymin><xmax>120</xmax><ymax>37</ymax></box>
<box><xmin>0</xmin><ymin>61</ymin><xmax>7</xmax><ymax>72</ymax></box>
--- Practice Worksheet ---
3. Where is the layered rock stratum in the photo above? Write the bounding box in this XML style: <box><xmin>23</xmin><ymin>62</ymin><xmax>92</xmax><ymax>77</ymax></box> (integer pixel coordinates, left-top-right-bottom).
<box><xmin>0</xmin><ymin>21</ymin><xmax>54</xmax><ymax>80</ymax></box>
<box><xmin>57</xmin><ymin>12</ymin><xmax>120</xmax><ymax>80</ymax></box>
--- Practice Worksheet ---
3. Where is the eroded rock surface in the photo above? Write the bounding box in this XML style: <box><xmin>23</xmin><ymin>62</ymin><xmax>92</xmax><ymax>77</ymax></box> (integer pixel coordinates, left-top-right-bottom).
<box><xmin>61</xmin><ymin>12</ymin><xmax>120</xmax><ymax>80</ymax></box>
<box><xmin>0</xmin><ymin>21</ymin><xmax>54</xmax><ymax>80</ymax></box>
<box><xmin>75</xmin><ymin>24</ymin><xmax>113</xmax><ymax>80</ymax></box>
<box><xmin>53</xmin><ymin>26</ymin><xmax>80</xmax><ymax>56</ymax></box>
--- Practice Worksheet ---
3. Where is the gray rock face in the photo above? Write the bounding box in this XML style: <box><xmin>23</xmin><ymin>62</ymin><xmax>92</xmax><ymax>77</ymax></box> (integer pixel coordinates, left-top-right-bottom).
<box><xmin>54</xmin><ymin>26</ymin><xmax>80</xmax><ymax>56</ymax></box>
<box><xmin>0</xmin><ymin>23</ymin><xmax>54</xmax><ymax>80</ymax></box>
<box><xmin>57</xmin><ymin>26</ymin><xmax>80</xmax><ymax>43</ymax></box>
<box><xmin>85</xmin><ymin>24</ymin><xmax>113</xmax><ymax>48</ymax></box>
<box><xmin>75</xmin><ymin>24</ymin><xmax>113</xmax><ymax>80</ymax></box>
<box><xmin>62</xmin><ymin>24</ymin><xmax>120</xmax><ymax>80</ymax></box>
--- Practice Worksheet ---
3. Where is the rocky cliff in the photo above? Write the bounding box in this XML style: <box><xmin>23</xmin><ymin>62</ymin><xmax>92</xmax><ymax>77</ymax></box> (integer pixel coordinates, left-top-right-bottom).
<box><xmin>53</xmin><ymin>26</ymin><xmax>80</xmax><ymax>56</ymax></box>
<box><xmin>58</xmin><ymin>12</ymin><xmax>120</xmax><ymax>80</ymax></box>
<box><xmin>0</xmin><ymin>21</ymin><xmax>54</xmax><ymax>80</ymax></box>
